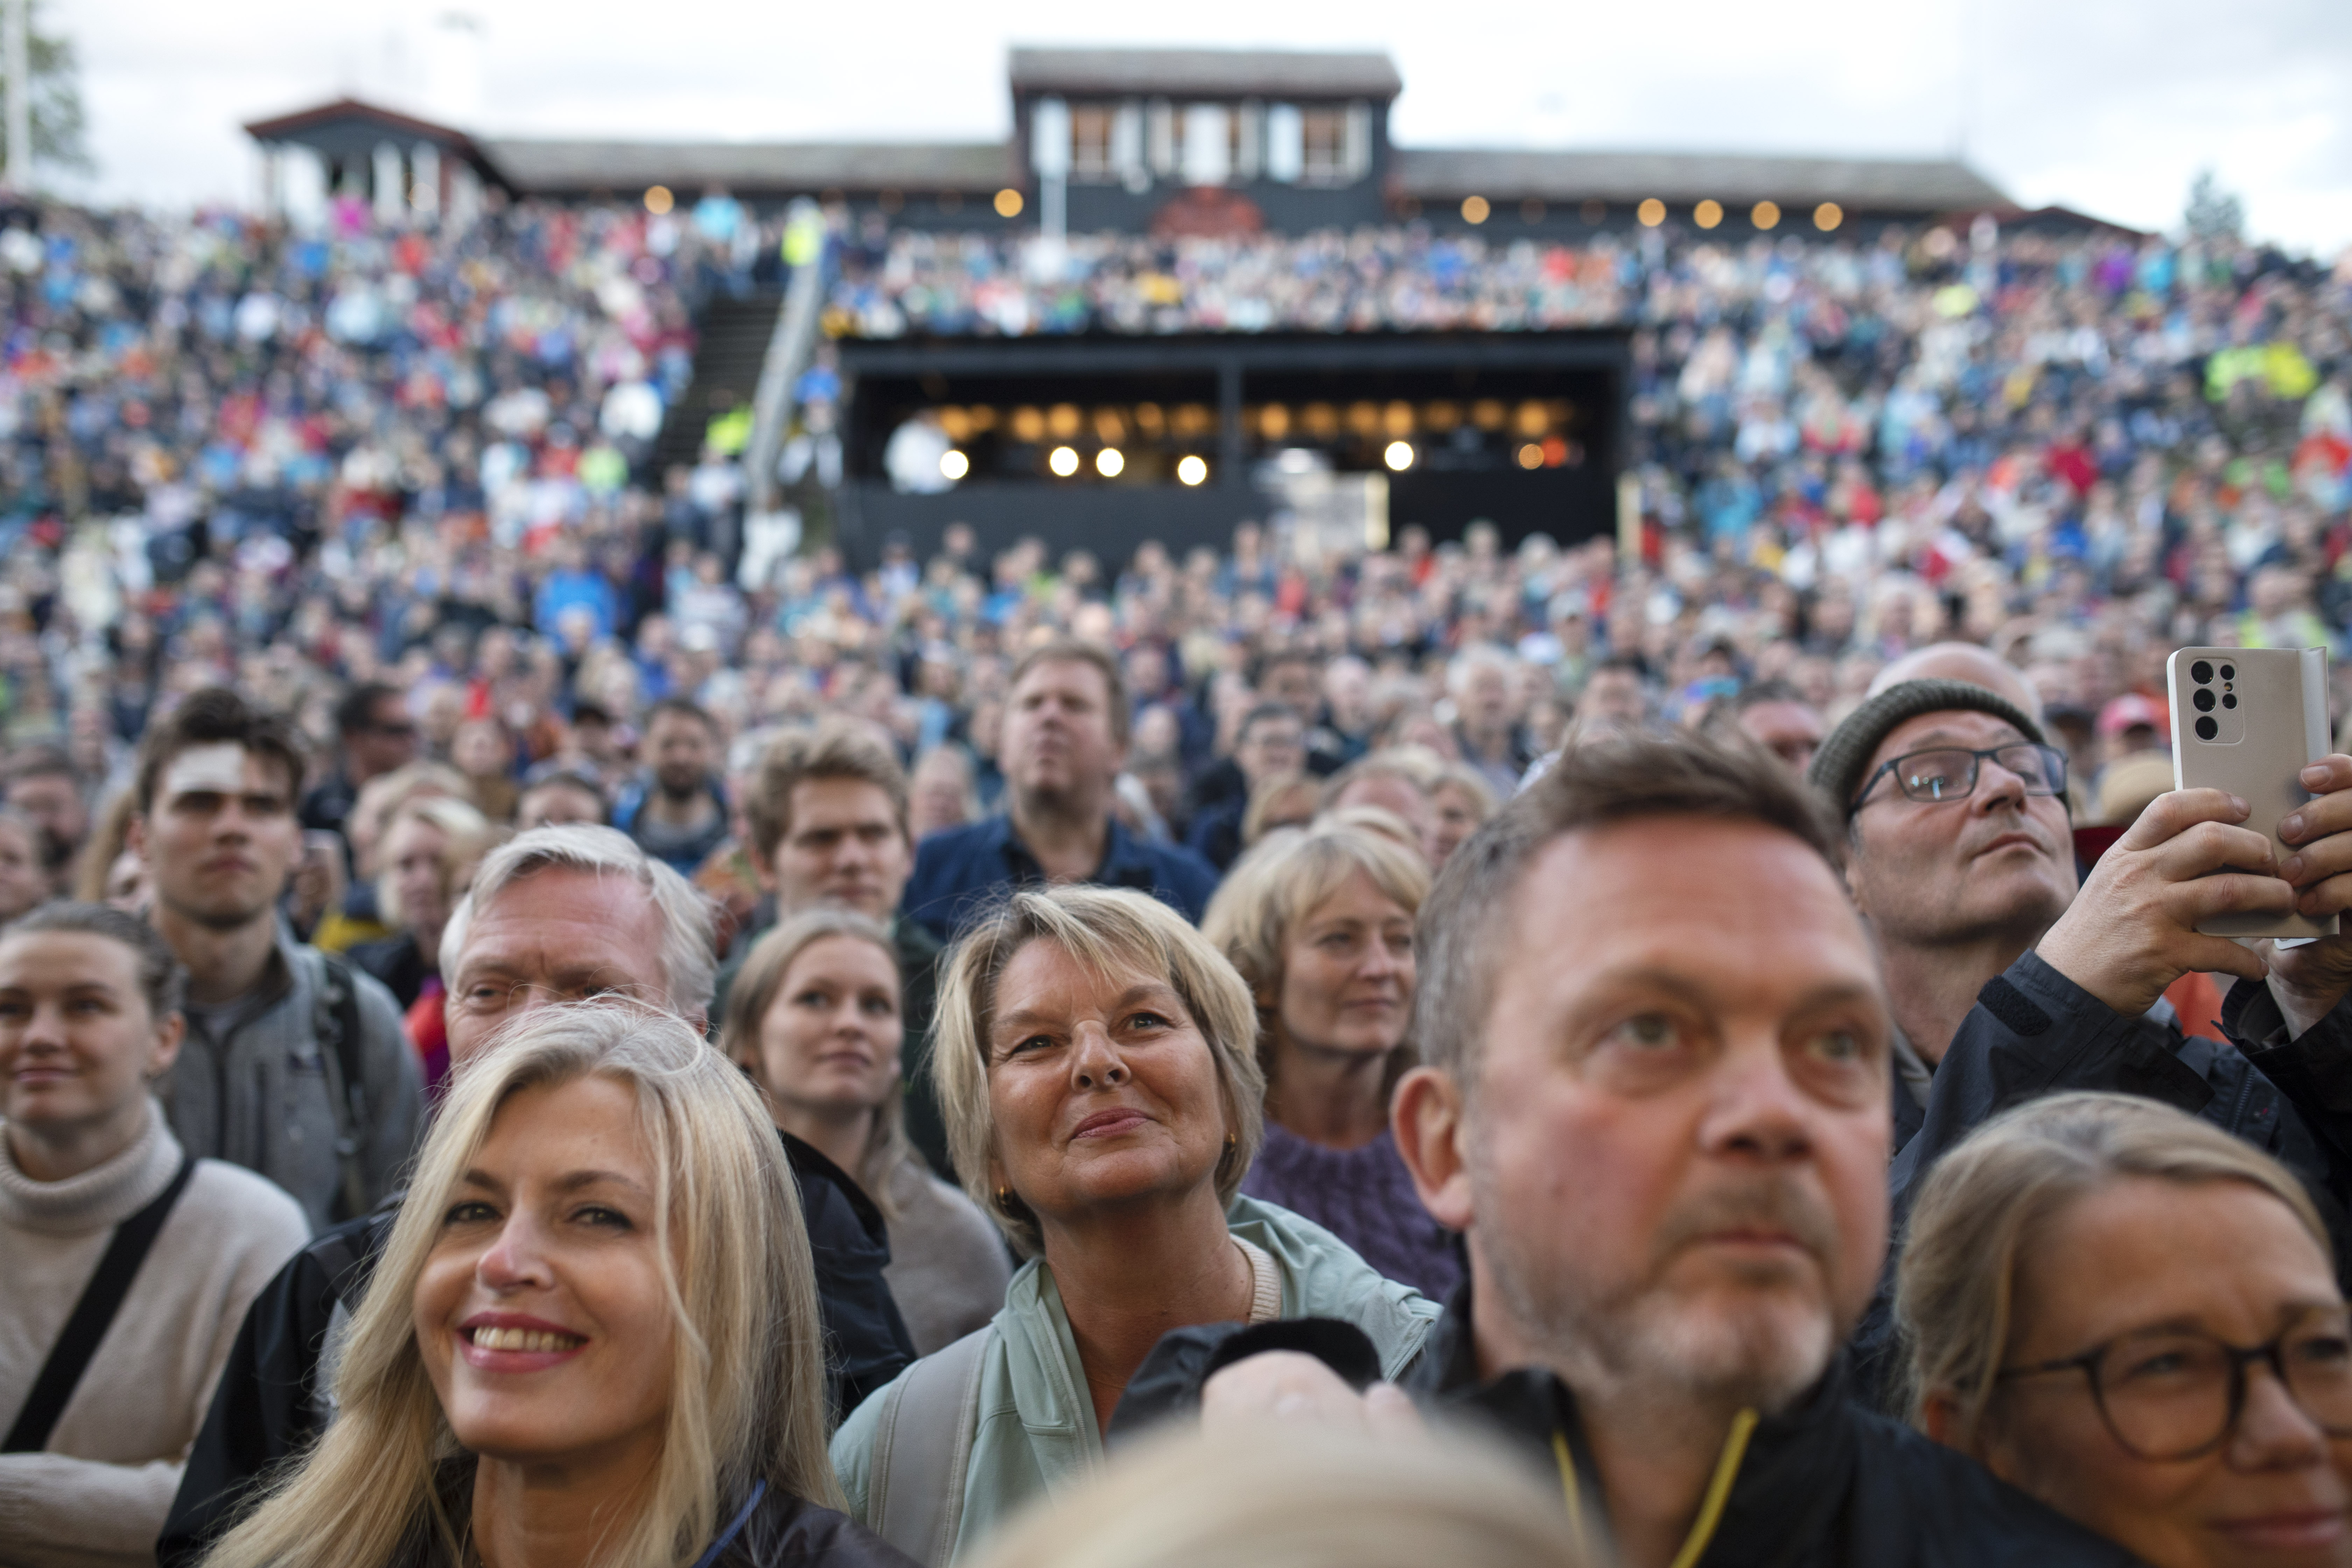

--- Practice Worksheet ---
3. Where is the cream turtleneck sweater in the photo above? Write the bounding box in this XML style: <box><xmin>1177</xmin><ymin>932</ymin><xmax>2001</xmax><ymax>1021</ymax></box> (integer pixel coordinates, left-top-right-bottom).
<box><xmin>0</xmin><ymin>1100</ymin><xmax>308</xmax><ymax>1568</ymax></box>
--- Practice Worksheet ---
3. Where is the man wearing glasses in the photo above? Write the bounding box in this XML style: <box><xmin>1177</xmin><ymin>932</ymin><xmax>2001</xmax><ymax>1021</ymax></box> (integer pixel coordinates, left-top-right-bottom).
<box><xmin>1814</xmin><ymin>676</ymin><xmax>2352</xmax><ymax>1405</ymax></box>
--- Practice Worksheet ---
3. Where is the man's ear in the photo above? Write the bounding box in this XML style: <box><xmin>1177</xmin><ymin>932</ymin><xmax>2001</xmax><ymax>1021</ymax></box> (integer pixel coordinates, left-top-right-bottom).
<box><xmin>127</xmin><ymin>813</ymin><xmax>150</xmax><ymax>865</ymax></box>
<box><xmin>747</xmin><ymin>841</ymin><xmax>777</xmax><ymax>894</ymax></box>
<box><xmin>1391</xmin><ymin>1065</ymin><xmax>1474</xmax><ymax>1232</ymax></box>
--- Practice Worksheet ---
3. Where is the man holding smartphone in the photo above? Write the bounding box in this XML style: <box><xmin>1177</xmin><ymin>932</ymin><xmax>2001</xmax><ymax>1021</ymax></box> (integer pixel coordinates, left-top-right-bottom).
<box><xmin>1816</xmin><ymin>675</ymin><xmax>2352</xmax><ymax>1403</ymax></box>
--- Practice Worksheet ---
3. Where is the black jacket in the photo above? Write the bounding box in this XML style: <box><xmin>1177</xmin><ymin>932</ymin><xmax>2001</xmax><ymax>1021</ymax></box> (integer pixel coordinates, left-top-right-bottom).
<box><xmin>159</xmin><ymin>1135</ymin><xmax>915</xmax><ymax>1568</ymax></box>
<box><xmin>1114</xmin><ymin>1287</ymin><xmax>2136</xmax><ymax>1568</ymax></box>
<box><xmin>1854</xmin><ymin>950</ymin><xmax>2352</xmax><ymax>1408</ymax></box>
<box><xmin>710</xmin><ymin>1483</ymin><xmax>918</xmax><ymax>1568</ymax></box>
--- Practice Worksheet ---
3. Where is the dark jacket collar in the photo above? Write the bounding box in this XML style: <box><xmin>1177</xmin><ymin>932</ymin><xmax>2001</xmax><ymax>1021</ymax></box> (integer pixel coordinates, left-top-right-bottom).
<box><xmin>981</xmin><ymin>809</ymin><xmax>1159</xmax><ymax>888</ymax></box>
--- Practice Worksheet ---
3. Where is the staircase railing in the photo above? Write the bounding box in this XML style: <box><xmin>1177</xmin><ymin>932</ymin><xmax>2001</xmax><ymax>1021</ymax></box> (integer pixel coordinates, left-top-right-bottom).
<box><xmin>743</xmin><ymin>205</ymin><xmax>833</xmax><ymax>519</ymax></box>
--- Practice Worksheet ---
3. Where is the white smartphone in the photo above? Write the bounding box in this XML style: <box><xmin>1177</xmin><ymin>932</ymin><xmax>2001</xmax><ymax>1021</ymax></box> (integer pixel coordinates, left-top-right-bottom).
<box><xmin>2165</xmin><ymin>646</ymin><xmax>2339</xmax><ymax>941</ymax></box>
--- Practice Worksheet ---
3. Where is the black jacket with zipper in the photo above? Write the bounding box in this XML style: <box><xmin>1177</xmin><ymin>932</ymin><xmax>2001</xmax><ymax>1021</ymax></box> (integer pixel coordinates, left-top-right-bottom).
<box><xmin>1112</xmin><ymin>1284</ymin><xmax>2137</xmax><ymax>1568</ymax></box>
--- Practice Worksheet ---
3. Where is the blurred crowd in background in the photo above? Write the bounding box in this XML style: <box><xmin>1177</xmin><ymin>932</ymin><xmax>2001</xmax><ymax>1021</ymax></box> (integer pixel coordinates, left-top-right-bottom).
<box><xmin>0</xmin><ymin>191</ymin><xmax>2345</xmax><ymax>935</ymax></box>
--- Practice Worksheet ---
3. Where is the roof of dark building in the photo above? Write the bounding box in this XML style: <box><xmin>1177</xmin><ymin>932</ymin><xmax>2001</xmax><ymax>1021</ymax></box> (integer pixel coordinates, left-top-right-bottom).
<box><xmin>1007</xmin><ymin>47</ymin><xmax>1402</xmax><ymax>100</ymax></box>
<box><xmin>479</xmin><ymin>139</ymin><xmax>1013</xmax><ymax>196</ymax></box>
<box><xmin>1394</xmin><ymin>148</ymin><xmax>2009</xmax><ymax>211</ymax></box>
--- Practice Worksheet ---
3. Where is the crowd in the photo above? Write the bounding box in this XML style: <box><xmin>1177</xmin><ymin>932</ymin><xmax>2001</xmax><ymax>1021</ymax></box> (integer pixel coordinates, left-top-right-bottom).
<box><xmin>1</xmin><ymin>185</ymin><xmax>2351</xmax><ymax>1568</ymax></box>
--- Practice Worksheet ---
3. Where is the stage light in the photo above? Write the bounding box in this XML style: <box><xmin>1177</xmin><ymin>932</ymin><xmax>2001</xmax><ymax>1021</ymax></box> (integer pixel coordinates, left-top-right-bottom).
<box><xmin>1048</xmin><ymin>445</ymin><xmax>1079</xmax><ymax>476</ymax></box>
<box><xmin>1752</xmin><ymin>200</ymin><xmax>1780</xmax><ymax>229</ymax></box>
<box><xmin>1177</xmin><ymin>455</ymin><xmax>1208</xmax><ymax>486</ymax></box>
<box><xmin>1814</xmin><ymin>202</ymin><xmax>1843</xmax><ymax>232</ymax></box>
<box><xmin>1383</xmin><ymin>441</ymin><xmax>1415</xmax><ymax>472</ymax></box>
<box><xmin>644</xmin><ymin>186</ymin><xmax>674</xmax><ymax>216</ymax></box>
<box><xmin>1694</xmin><ymin>200</ymin><xmax>1722</xmax><ymax>229</ymax></box>
<box><xmin>939</xmin><ymin>450</ymin><xmax>969</xmax><ymax>481</ymax></box>
<box><xmin>995</xmin><ymin>188</ymin><xmax>1025</xmax><ymax>218</ymax></box>
<box><xmin>1637</xmin><ymin>198</ymin><xmax>1665</xmax><ymax>227</ymax></box>
<box><xmin>1461</xmin><ymin>195</ymin><xmax>1490</xmax><ymax>224</ymax></box>
<box><xmin>1517</xmin><ymin>443</ymin><xmax>1544</xmax><ymax>470</ymax></box>
<box><xmin>1095</xmin><ymin>447</ymin><xmax>1124</xmax><ymax>477</ymax></box>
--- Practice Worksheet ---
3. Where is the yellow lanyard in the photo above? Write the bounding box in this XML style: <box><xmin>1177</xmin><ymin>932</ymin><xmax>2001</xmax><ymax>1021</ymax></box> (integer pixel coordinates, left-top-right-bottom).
<box><xmin>1553</xmin><ymin>1408</ymin><xmax>1760</xmax><ymax>1568</ymax></box>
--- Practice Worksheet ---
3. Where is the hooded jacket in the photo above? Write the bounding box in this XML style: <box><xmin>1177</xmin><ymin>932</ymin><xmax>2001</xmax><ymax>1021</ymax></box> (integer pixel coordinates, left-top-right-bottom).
<box><xmin>829</xmin><ymin>1195</ymin><xmax>1439</xmax><ymax>1563</ymax></box>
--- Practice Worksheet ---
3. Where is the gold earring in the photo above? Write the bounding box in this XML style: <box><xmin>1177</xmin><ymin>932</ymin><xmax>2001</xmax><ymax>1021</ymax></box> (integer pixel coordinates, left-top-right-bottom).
<box><xmin>996</xmin><ymin>1187</ymin><xmax>1015</xmax><ymax>1211</ymax></box>
<box><xmin>1224</xmin><ymin>1133</ymin><xmax>1237</xmax><ymax>1154</ymax></box>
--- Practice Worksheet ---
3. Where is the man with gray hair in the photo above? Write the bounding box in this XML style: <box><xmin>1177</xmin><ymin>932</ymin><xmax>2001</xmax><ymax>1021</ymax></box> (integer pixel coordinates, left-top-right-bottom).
<box><xmin>161</xmin><ymin>825</ymin><xmax>917</xmax><ymax>1566</ymax></box>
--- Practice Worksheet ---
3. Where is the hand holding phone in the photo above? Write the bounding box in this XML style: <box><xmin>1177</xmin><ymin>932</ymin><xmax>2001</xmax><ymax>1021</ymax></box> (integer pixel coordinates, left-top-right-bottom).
<box><xmin>2166</xmin><ymin>647</ymin><xmax>2339</xmax><ymax>942</ymax></box>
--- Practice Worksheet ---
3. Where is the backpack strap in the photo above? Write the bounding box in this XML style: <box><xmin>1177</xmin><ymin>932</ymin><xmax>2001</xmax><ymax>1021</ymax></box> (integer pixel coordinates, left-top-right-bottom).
<box><xmin>867</xmin><ymin>1327</ymin><xmax>990</xmax><ymax>1567</ymax></box>
<box><xmin>4</xmin><ymin>1153</ymin><xmax>197</xmax><ymax>1453</ymax></box>
<box><xmin>308</xmin><ymin>948</ymin><xmax>371</xmax><ymax>1224</ymax></box>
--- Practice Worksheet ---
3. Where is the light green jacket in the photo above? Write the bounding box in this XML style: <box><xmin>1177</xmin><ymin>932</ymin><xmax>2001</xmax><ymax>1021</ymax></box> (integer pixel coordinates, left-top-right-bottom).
<box><xmin>830</xmin><ymin>1194</ymin><xmax>1441</xmax><ymax>1562</ymax></box>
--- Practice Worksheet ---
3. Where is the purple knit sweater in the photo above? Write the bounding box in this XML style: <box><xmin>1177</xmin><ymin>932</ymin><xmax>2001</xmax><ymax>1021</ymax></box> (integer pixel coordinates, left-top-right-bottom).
<box><xmin>1238</xmin><ymin>1122</ymin><xmax>1462</xmax><ymax>1301</ymax></box>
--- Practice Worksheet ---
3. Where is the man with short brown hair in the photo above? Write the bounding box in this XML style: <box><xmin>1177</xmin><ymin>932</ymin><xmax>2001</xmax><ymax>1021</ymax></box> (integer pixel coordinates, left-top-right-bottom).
<box><xmin>901</xmin><ymin>639</ymin><xmax>1216</xmax><ymax>941</ymax></box>
<box><xmin>721</xmin><ymin>720</ymin><xmax>951</xmax><ymax>1171</ymax></box>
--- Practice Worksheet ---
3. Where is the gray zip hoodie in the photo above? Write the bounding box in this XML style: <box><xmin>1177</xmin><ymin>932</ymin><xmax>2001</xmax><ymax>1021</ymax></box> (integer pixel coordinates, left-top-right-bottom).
<box><xmin>157</xmin><ymin>924</ymin><xmax>421</xmax><ymax>1229</ymax></box>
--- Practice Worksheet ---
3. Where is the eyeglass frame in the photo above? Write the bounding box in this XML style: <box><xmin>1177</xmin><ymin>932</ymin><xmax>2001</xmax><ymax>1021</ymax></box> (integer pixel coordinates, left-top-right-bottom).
<box><xmin>1994</xmin><ymin>1304</ymin><xmax>2352</xmax><ymax>1462</ymax></box>
<box><xmin>1845</xmin><ymin>743</ymin><xmax>2069</xmax><ymax>819</ymax></box>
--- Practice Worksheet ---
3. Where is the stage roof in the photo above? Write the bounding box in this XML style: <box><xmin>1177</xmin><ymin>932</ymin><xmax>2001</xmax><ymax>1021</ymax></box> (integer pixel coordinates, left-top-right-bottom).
<box><xmin>1393</xmin><ymin>148</ymin><xmax>2008</xmax><ymax>210</ymax></box>
<box><xmin>478</xmin><ymin>139</ymin><xmax>1012</xmax><ymax>197</ymax></box>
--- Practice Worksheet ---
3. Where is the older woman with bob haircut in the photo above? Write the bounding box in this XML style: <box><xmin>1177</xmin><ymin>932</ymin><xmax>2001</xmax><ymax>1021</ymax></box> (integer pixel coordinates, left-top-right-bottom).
<box><xmin>199</xmin><ymin>1001</ymin><xmax>911</xmax><ymax>1568</ymax></box>
<box><xmin>1899</xmin><ymin>1091</ymin><xmax>2352</xmax><ymax>1568</ymax></box>
<box><xmin>830</xmin><ymin>885</ymin><xmax>1438</xmax><ymax>1567</ymax></box>
<box><xmin>1203</xmin><ymin>823</ymin><xmax>1456</xmax><ymax>1299</ymax></box>
<box><xmin>722</xmin><ymin>907</ymin><xmax>1009</xmax><ymax>1355</ymax></box>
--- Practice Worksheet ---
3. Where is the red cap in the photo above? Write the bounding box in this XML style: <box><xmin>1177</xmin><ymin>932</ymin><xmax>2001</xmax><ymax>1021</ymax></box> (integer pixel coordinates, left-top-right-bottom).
<box><xmin>2096</xmin><ymin>693</ymin><xmax>2168</xmax><ymax>741</ymax></box>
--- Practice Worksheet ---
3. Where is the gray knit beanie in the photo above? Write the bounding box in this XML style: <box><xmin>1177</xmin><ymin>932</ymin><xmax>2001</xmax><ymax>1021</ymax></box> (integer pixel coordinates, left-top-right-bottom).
<box><xmin>1807</xmin><ymin>678</ymin><xmax>2048</xmax><ymax>814</ymax></box>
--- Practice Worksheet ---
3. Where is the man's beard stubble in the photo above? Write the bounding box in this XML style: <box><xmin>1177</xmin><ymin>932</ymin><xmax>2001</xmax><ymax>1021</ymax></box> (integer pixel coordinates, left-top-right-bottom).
<box><xmin>1469</xmin><ymin>1155</ymin><xmax>1844</xmax><ymax>1419</ymax></box>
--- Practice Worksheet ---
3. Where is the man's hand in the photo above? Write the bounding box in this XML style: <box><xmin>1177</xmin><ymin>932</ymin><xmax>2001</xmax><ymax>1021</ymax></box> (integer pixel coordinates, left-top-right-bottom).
<box><xmin>2259</xmin><ymin>756</ymin><xmax>2352</xmax><ymax>1036</ymax></box>
<box><xmin>1199</xmin><ymin>1351</ymin><xmax>1424</xmax><ymax>1440</ymax></box>
<box><xmin>2036</xmin><ymin>788</ymin><xmax>2292</xmax><ymax>1018</ymax></box>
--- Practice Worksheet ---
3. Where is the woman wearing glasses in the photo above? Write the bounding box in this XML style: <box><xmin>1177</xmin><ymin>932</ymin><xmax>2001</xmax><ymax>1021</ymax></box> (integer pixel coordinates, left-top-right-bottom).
<box><xmin>1900</xmin><ymin>1091</ymin><xmax>2352</xmax><ymax>1567</ymax></box>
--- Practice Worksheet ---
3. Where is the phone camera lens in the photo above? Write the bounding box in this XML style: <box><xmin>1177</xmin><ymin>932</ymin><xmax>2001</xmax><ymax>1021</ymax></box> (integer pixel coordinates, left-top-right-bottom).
<box><xmin>2220</xmin><ymin>664</ymin><xmax>2236</xmax><ymax>681</ymax></box>
<box><xmin>2222</xmin><ymin>694</ymin><xmax>2237</xmax><ymax>709</ymax></box>
<box><xmin>2191</xmin><ymin>660</ymin><xmax>2214</xmax><ymax>684</ymax></box>
<box><xmin>2196</xmin><ymin>715</ymin><xmax>2220</xmax><ymax>740</ymax></box>
<box><xmin>2192</xmin><ymin>688</ymin><xmax>2215</xmax><ymax>711</ymax></box>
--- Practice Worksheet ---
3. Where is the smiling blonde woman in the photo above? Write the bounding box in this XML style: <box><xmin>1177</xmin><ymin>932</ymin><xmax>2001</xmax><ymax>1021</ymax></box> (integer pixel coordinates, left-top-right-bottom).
<box><xmin>197</xmin><ymin>1000</ymin><xmax>910</xmax><ymax>1568</ymax></box>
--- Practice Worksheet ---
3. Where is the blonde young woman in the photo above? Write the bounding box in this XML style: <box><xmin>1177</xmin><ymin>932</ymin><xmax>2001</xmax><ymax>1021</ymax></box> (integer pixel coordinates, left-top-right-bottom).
<box><xmin>722</xmin><ymin>908</ymin><xmax>1009</xmax><ymax>1356</ymax></box>
<box><xmin>830</xmin><ymin>885</ymin><xmax>1438</xmax><ymax>1567</ymax></box>
<box><xmin>1900</xmin><ymin>1092</ymin><xmax>2352</xmax><ymax>1568</ymax></box>
<box><xmin>199</xmin><ymin>1001</ymin><xmax>910</xmax><ymax>1568</ymax></box>
<box><xmin>1203</xmin><ymin>823</ymin><xmax>1457</xmax><ymax>1300</ymax></box>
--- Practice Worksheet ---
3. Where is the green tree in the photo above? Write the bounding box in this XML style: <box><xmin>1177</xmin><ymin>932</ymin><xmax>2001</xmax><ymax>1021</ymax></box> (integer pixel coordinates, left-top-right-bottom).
<box><xmin>2184</xmin><ymin>169</ymin><xmax>2244</xmax><ymax>243</ymax></box>
<box><xmin>0</xmin><ymin>0</ymin><xmax>90</xmax><ymax>177</ymax></box>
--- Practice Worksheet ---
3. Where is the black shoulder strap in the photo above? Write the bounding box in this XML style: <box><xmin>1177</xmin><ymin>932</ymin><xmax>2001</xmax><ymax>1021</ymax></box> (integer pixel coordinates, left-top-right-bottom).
<box><xmin>310</xmin><ymin>949</ymin><xmax>371</xmax><ymax>1224</ymax></box>
<box><xmin>4</xmin><ymin>1152</ymin><xmax>198</xmax><ymax>1454</ymax></box>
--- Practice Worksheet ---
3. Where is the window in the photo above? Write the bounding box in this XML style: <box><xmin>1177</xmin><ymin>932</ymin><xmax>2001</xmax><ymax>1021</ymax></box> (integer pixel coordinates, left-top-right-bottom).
<box><xmin>1301</xmin><ymin>107</ymin><xmax>1348</xmax><ymax>184</ymax></box>
<box><xmin>1071</xmin><ymin>104</ymin><xmax>1115</xmax><ymax>182</ymax></box>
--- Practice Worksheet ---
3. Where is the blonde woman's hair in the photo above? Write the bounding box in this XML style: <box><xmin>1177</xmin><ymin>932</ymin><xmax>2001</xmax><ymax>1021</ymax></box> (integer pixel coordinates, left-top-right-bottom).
<box><xmin>1238</xmin><ymin>768</ymin><xmax>1318</xmax><ymax>849</ymax></box>
<box><xmin>1201</xmin><ymin>822</ymin><xmax>1430</xmax><ymax>1099</ymax></box>
<box><xmin>719</xmin><ymin>906</ymin><xmax>915</xmax><ymax>1219</ymax></box>
<box><xmin>961</xmin><ymin>1420</ymin><xmax>1593</xmax><ymax>1568</ymax></box>
<box><xmin>1896</xmin><ymin>1090</ymin><xmax>2330</xmax><ymax>1446</ymax></box>
<box><xmin>199</xmin><ymin>1001</ymin><xmax>841</xmax><ymax>1568</ymax></box>
<box><xmin>929</xmin><ymin>885</ymin><xmax>1265</xmax><ymax>1256</ymax></box>
<box><xmin>1429</xmin><ymin>761</ymin><xmax>1499</xmax><ymax>823</ymax></box>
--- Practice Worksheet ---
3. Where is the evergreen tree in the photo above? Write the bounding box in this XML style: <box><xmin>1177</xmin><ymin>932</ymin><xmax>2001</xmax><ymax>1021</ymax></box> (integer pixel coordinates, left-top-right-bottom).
<box><xmin>2184</xmin><ymin>169</ymin><xmax>2244</xmax><ymax>243</ymax></box>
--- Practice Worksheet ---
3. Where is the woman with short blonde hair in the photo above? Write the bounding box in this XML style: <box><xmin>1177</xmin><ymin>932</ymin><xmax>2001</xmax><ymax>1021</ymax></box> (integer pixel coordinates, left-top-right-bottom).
<box><xmin>1899</xmin><ymin>1091</ymin><xmax>2352</xmax><ymax>1568</ymax></box>
<box><xmin>722</xmin><ymin>907</ymin><xmax>1009</xmax><ymax>1354</ymax></box>
<box><xmin>201</xmin><ymin>1001</ymin><xmax>901</xmax><ymax>1568</ymax></box>
<box><xmin>832</xmin><ymin>885</ymin><xmax>1438</xmax><ymax>1566</ymax></box>
<box><xmin>1204</xmin><ymin>824</ymin><xmax>1454</xmax><ymax>1298</ymax></box>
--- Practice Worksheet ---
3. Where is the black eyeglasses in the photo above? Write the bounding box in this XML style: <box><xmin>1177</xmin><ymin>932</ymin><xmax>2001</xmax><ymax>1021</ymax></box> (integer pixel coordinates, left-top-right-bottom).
<box><xmin>1997</xmin><ymin>1304</ymin><xmax>2352</xmax><ymax>1461</ymax></box>
<box><xmin>1847</xmin><ymin>743</ymin><xmax>2067</xmax><ymax>817</ymax></box>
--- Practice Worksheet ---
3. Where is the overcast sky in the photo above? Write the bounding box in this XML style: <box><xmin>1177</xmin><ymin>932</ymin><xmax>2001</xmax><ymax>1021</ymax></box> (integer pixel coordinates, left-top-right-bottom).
<box><xmin>47</xmin><ymin>0</ymin><xmax>2352</xmax><ymax>255</ymax></box>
